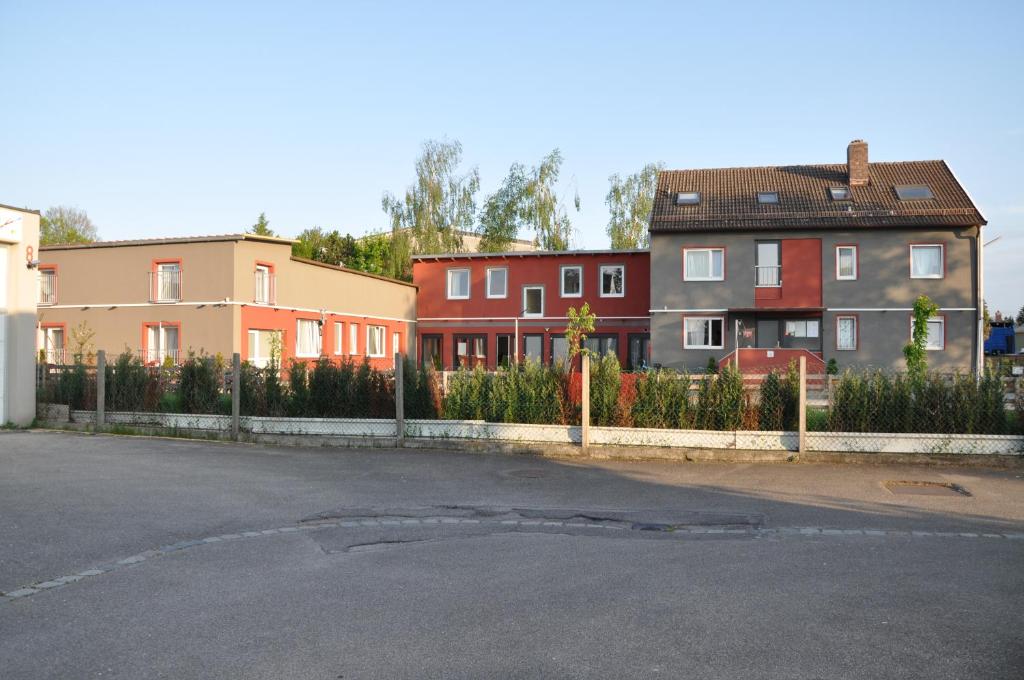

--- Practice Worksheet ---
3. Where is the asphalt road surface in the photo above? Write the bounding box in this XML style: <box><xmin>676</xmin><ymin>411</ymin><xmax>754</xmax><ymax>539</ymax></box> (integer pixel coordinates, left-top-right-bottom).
<box><xmin>2</xmin><ymin>431</ymin><xmax>1022</xmax><ymax>679</ymax></box>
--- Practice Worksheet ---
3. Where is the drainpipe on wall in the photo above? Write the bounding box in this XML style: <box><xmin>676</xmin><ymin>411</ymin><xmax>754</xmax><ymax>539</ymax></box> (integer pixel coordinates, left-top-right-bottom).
<box><xmin>978</xmin><ymin>230</ymin><xmax>984</xmax><ymax>380</ymax></box>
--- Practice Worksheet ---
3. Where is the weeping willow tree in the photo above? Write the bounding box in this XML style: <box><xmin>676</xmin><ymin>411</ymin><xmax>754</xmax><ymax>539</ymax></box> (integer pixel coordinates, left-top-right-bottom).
<box><xmin>606</xmin><ymin>162</ymin><xmax>663</xmax><ymax>249</ymax></box>
<box><xmin>382</xmin><ymin>139</ymin><xmax>480</xmax><ymax>277</ymax></box>
<box><xmin>476</xmin><ymin>148</ymin><xmax>579</xmax><ymax>252</ymax></box>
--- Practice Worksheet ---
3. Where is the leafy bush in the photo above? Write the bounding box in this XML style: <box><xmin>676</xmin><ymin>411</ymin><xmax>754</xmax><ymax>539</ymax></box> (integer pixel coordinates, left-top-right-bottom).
<box><xmin>694</xmin><ymin>364</ymin><xmax>743</xmax><ymax>430</ymax></box>
<box><xmin>178</xmin><ymin>353</ymin><xmax>222</xmax><ymax>414</ymax></box>
<box><xmin>402</xmin><ymin>358</ymin><xmax>439</xmax><ymax>419</ymax></box>
<box><xmin>105</xmin><ymin>351</ymin><xmax>150</xmax><ymax>411</ymax></box>
<box><xmin>56</xmin><ymin>361</ymin><xmax>89</xmax><ymax>409</ymax></box>
<box><xmin>287</xmin><ymin>360</ymin><xmax>310</xmax><ymax>416</ymax></box>
<box><xmin>631</xmin><ymin>370</ymin><xmax>691</xmax><ymax>429</ymax></box>
<box><xmin>827</xmin><ymin>369</ymin><xmax>1010</xmax><ymax>435</ymax></box>
<box><xmin>589</xmin><ymin>353</ymin><xmax>622</xmax><ymax>426</ymax></box>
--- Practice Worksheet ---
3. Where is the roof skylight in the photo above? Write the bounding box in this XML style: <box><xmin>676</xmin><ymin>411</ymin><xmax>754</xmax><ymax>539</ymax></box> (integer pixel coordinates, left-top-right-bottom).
<box><xmin>757</xmin><ymin>192</ymin><xmax>779</xmax><ymax>204</ymax></box>
<box><xmin>894</xmin><ymin>185</ymin><xmax>935</xmax><ymax>201</ymax></box>
<box><xmin>828</xmin><ymin>187</ymin><xmax>852</xmax><ymax>201</ymax></box>
<box><xmin>675</xmin><ymin>191</ymin><xmax>700</xmax><ymax>205</ymax></box>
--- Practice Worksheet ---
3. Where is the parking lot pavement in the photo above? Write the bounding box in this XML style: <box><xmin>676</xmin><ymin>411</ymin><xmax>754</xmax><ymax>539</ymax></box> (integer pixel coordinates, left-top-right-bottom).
<box><xmin>2</xmin><ymin>431</ymin><xmax>1023</xmax><ymax>679</ymax></box>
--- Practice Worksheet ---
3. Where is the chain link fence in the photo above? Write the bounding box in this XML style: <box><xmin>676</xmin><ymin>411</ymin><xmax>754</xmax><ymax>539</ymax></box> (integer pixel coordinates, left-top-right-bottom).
<box><xmin>35</xmin><ymin>351</ymin><xmax>1024</xmax><ymax>449</ymax></box>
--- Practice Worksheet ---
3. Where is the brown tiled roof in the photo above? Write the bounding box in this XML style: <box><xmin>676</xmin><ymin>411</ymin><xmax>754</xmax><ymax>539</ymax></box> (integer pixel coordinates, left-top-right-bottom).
<box><xmin>650</xmin><ymin>160</ymin><xmax>985</xmax><ymax>233</ymax></box>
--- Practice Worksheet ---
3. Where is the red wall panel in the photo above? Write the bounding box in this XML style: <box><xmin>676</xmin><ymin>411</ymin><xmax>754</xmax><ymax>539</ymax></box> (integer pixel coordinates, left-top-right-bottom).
<box><xmin>755</xmin><ymin>239</ymin><xmax>821</xmax><ymax>309</ymax></box>
<box><xmin>413</xmin><ymin>252</ymin><xmax>650</xmax><ymax>320</ymax></box>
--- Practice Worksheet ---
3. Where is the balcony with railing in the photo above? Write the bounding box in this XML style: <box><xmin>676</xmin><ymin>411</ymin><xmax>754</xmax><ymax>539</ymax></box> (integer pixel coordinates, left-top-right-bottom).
<box><xmin>254</xmin><ymin>270</ymin><xmax>276</xmax><ymax>305</ymax></box>
<box><xmin>149</xmin><ymin>268</ymin><xmax>182</xmax><ymax>303</ymax></box>
<box><xmin>140</xmin><ymin>347</ymin><xmax>181</xmax><ymax>365</ymax></box>
<box><xmin>38</xmin><ymin>269</ymin><xmax>57</xmax><ymax>305</ymax></box>
<box><xmin>754</xmin><ymin>265</ymin><xmax>781</xmax><ymax>288</ymax></box>
<box><xmin>42</xmin><ymin>348</ymin><xmax>68</xmax><ymax>365</ymax></box>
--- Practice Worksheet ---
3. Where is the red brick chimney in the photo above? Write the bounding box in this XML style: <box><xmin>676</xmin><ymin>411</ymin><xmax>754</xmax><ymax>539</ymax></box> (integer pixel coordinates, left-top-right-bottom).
<box><xmin>847</xmin><ymin>139</ymin><xmax>869</xmax><ymax>186</ymax></box>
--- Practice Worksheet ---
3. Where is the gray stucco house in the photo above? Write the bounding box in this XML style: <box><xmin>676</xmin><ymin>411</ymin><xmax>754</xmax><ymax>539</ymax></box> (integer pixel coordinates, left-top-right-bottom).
<box><xmin>648</xmin><ymin>140</ymin><xmax>986</xmax><ymax>374</ymax></box>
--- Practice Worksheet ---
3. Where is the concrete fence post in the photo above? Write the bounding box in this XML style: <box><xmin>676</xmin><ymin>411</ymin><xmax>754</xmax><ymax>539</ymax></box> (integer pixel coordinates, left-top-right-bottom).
<box><xmin>96</xmin><ymin>349</ymin><xmax>106</xmax><ymax>429</ymax></box>
<box><xmin>798</xmin><ymin>355</ymin><xmax>807</xmax><ymax>454</ymax></box>
<box><xmin>395</xmin><ymin>352</ymin><xmax>405</xmax><ymax>446</ymax></box>
<box><xmin>580</xmin><ymin>353</ymin><xmax>590</xmax><ymax>449</ymax></box>
<box><xmin>231</xmin><ymin>353</ymin><xmax>240</xmax><ymax>440</ymax></box>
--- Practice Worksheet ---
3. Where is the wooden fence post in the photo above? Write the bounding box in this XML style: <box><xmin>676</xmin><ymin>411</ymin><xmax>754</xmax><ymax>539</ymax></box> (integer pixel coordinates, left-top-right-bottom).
<box><xmin>798</xmin><ymin>355</ymin><xmax>807</xmax><ymax>454</ymax></box>
<box><xmin>581</xmin><ymin>353</ymin><xmax>590</xmax><ymax>449</ymax></box>
<box><xmin>231</xmin><ymin>353</ymin><xmax>240</xmax><ymax>440</ymax></box>
<box><xmin>395</xmin><ymin>352</ymin><xmax>405</xmax><ymax>447</ymax></box>
<box><xmin>96</xmin><ymin>349</ymin><xmax>106</xmax><ymax>429</ymax></box>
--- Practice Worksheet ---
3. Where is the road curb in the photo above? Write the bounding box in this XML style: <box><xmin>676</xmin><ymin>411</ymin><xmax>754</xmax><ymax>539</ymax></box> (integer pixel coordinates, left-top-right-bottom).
<box><xmin>26</xmin><ymin>426</ymin><xmax>1024</xmax><ymax>468</ymax></box>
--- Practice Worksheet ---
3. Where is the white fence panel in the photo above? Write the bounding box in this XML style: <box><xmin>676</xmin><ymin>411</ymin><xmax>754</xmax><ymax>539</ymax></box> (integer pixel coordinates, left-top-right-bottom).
<box><xmin>405</xmin><ymin>419</ymin><xmax>578</xmax><ymax>444</ymax></box>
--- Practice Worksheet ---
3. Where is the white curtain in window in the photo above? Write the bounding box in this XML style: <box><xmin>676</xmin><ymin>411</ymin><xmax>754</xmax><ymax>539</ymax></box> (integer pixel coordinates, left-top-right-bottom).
<box><xmin>449</xmin><ymin>270</ymin><xmax>469</xmax><ymax>297</ymax></box>
<box><xmin>686</xmin><ymin>251</ymin><xmax>709</xmax><ymax>279</ymax></box>
<box><xmin>838</xmin><ymin>318</ymin><xmax>856</xmax><ymax>350</ymax></box>
<box><xmin>602</xmin><ymin>266</ymin><xmax>624</xmax><ymax>294</ymax></box>
<box><xmin>838</xmin><ymin>249</ymin><xmax>855</xmax><ymax>277</ymax></box>
<box><xmin>158</xmin><ymin>264</ymin><xmax>179</xmax><ymax>300</ymax></box>
<box><xmin>912</xmin><ymin>247</ymin><xmax>941</xmax><ymax>277</ymax></box>
<box><xmin>926</xmin><ymin>320</ymin><xmax>944</xmax><ymax>349</ymax></box>
<box><xmin>685</xmin><ymin>319</ymin><xmax>708</xmax><ymax>346</ymax></box>
<box><xmin>368</xmin><ymin>326</ymin><xmax>384</xmax><ymax>356</ymax></box>
<box><xmin>163</xmin><ymin>327</ymin><xmax>179</xmax><ymax>360</ymax></box>
<box><xmin>297</xmin><ymin>319</ymin><xmax>320</xmax><ymax>356</ymax></box>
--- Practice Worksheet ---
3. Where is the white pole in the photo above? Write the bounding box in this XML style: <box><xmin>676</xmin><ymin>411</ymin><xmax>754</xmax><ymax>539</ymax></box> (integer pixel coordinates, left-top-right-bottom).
<box><xmin>978</xmin><ymin>229</ymin><xmax>985</xmax><ymax>379</ymax></box>
<box><xmin>514</xmin><ymin>316</ymin><xmax>519</xmax><ymax>365</ymax></box>
<box><xmin>734</xmin><ymin>318</ymin><xmax>740</xmax><ymax>372</ymax></box>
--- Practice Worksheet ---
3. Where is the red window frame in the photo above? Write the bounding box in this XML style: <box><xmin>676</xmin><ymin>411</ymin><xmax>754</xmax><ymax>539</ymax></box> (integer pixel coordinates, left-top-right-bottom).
<box><xmin>38</xmin><ymin>263</ymin><xmax>58</xmax><ymax>305</ymax></box>
<box><xmin>151</xmin><ymin>258</ymin><xmax>183</xmax><ymax>301</ymax></box>
<box><xmin>141</xmin><ymin>321</ymin><xmax>182</xmax><ymax>364</ymax></box>
<box><xmin>835</xmin><ymin>314</ymin><xmax>859</xmax><ymax>351</ymax></box>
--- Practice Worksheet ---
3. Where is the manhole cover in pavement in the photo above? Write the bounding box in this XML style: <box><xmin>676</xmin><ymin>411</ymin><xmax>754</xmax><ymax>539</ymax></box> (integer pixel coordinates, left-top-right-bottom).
<box><xmin>502</xmin><ymin>468</ymin><xmax>548</xmax><ymax>479</ymax></box>
<box><xmin>884</xmin><ymin>481</ymin><xmax>971</xmax><ymax>497</ymax></box>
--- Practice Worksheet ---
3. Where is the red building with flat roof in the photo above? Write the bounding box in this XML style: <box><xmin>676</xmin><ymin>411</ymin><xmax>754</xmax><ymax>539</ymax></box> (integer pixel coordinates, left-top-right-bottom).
<box><xmin>412</xmin><ymin>249</ymin><xmax>650</xmax><ymax>370</ymax></box>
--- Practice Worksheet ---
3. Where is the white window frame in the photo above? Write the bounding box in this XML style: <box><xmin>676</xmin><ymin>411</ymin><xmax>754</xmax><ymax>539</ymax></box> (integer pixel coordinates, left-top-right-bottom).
<box><xmin>295</xmin><ymin>318</ymin><xmax>322</xmax><ymax>358</ymax></box>
<box><xmin>599</xmin><ymin>264</ymin><xmax>625</xmax><ymax>297</ymax></box>
<box><xmin>836</xmin><ymin>316</ymin><xmax>857</xmax><ymax>351</ymax></box>
<box><xmin>334</xmin><ymin>322</ymin><xmax>343</xmax><ymax>355</ymax></box>
<box><xmin>254</xmin><ymin>264</ymin><xmax>273</xmax><ymax>304</ymax></box>
<box><xmin>909</xmin><ymin>244</ymin><xmax>944</xmax><ymax>279</ymax></box>
<box><xmin>485</xmin><ymin>267</ymin><xmax>507</xmax><ymax>299</ymax></box>
<box><xmin>392</xmin><ymin>331</ymin><xmax>401</xmax><ymax>366</ymax></box>
<box><xmin>560</xmin><ymin>265</ymin><xmax>583</xmax><ymax>298</ymax></box>
<box><xmin>145</xmin><ymin>322</ymin><xmax>180</xmax><ymax>364</ymax></box>
<box><xmin>447</xmin><ymin>268</ymin><xmax>471</xmax><ymax>299</ymax></box>
<box><xmin>835</xmin><ymin>245</ymin><xmax>858</xmax><ymax>281</ymax></box>
<box><xmin>683</xmin><ymin>248</ymin><xmax>725</xmax><ymax>282</ymax></box>
<box><xmin>784</xmin><ymin>320</ymin><xmax>820</xmax><ymax>339</ymax></box>
<box><xmin>349</xmin><ymin>323</ymin><xmax>360</xmax><ymax>355</ymax></box>
<box><xmin>366</xmin><ymin>325</ymin><xmax>386</xmax><ymax>358</ymax></box>
<box><xmin>924</xmin><ymin>317</ymin><xmax>945</xmax><ymax>351</ymax></box>
<box><xmin>248</xmin><ymin>329</ymin><xmax>282</xmax><ymax>368</ymax></box>
<box><xmin>683</xmin><ymin>316</ymin><xmax>725</xmax><ymax>350</ymax></box>
<box><xmin>522</xmin><ymin>285</ymin><xmax>544</xmax><ymax>318</ymax></box>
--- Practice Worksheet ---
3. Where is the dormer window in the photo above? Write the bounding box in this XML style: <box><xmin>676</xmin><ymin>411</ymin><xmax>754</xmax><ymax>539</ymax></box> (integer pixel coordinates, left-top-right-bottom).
<box><xmin>675</xmin><ymin>191</ymin><xmax>700</xmax><ymax>205</ymax></box>
<box><xmin>828</xmin><ymin>187</ymin><xmax>852</xmax><ymax>201</ymax></box>
<box><xmin>895</xmin><ymin>184</ymin><xmax>935</xmax><ymax>201</ymax></box>
<box><xmin>757</xmin><ymin>192</ymin><xmax>779</xmax><ymax>204</ymax></box>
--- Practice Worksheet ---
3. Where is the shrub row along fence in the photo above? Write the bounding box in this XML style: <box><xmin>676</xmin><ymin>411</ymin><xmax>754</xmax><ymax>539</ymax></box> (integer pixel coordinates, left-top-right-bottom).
<box><xmin>36</xmin><ymin>350</ymin><xmax>1024</xmax><ymax>454</ymax></box>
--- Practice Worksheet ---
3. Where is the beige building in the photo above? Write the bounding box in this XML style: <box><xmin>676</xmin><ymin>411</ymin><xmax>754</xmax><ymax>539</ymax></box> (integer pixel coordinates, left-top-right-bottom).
<box><xmin>37</xmin><ymin>234</ymin><xmax>417</xmax><ymax>370</ymax></box>
<box><xmin>1</xmin><ymin>203</ymin><xmax>41</xmax><ymax>425</ymax></box>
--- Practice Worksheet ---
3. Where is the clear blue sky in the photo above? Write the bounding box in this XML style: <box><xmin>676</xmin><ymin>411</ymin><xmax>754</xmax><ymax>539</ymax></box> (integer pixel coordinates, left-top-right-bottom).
<box><xmin>2</xmin><ymin>0</ymin><xmax>1021</xmax><ymax>315</ymax></box>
